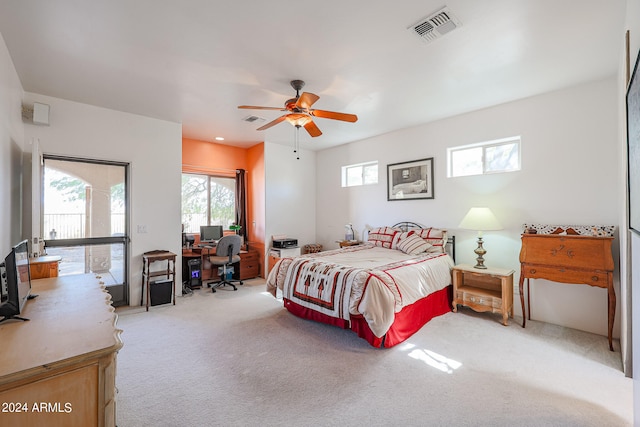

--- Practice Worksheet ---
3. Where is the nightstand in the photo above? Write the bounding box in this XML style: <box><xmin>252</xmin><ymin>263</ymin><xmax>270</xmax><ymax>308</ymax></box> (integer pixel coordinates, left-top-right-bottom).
<box><xmin>338</xmin><ymin>240</ymin><xmax>361</xmax><ymax>248</ymax></box>
<box><xmin>452</xmin><ymin>264</ymin><xmax>515</xmax><ymax>325</ymax></box>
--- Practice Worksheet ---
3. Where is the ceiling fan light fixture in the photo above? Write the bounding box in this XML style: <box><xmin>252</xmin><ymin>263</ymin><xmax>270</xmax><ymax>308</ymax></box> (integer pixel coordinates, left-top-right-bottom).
<box><xmin>238</xmin><ymin>79</ymin><xmax>356</xmax><ymax>137</ymax></box>
<box><xmin>286</xmin><ymin>114</ymin><xmax>311</xmax><ymax>127</ymax></box>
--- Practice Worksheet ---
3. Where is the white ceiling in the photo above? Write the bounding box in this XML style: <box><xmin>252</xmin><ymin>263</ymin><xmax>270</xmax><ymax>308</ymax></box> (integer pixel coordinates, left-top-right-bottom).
<box><xmin>0</xmin><ymin>1</ymin><xmax>626</xmax><ymax>151</ymax></box>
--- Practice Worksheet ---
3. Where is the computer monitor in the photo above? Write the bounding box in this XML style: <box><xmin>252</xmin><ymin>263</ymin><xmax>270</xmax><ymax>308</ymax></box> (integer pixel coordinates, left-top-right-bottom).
<box><xmin>0</xmin><ymin>239</ymin><xmax>33</xmax><ymax>323</ymax></box>
<box><xmin>200</xmin><ymin>225</ymin><xmax>223</xmax><ymax>243</ymax></box>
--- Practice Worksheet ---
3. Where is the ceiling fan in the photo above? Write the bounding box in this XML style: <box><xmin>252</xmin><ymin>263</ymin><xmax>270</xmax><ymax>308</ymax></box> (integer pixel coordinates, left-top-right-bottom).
<box><xmin>238</xmin><ymin>80</ymin><xmax>358</xmax><ymax>137</ymax></box>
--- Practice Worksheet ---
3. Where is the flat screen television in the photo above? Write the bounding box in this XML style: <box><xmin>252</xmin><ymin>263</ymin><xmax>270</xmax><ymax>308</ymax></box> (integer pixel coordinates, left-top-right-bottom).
<box><xmin>0</xmin><ymin>240</ymin><xmax>34</xmax><ymax>323</ymax></box>
<box><xmin>200</xmin><ymin>225</ymin><xmax>223</xmax><ymax>243</ymax></box>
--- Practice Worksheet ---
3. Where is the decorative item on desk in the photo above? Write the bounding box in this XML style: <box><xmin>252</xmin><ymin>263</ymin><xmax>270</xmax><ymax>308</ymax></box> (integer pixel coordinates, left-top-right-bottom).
<box><xmin>345</xmin><ymin>223</ymin><xmax>354</xmax><ymax>241</ymax></box>
<box><xmin>229</xmin><ymin>223</ymin><xmax>244</xmax><ymax>247</ymax></box>
<box><xmin>458</xmin><ymin>207</ymin><xmax>503</xmax><ymax>269</ymax></box>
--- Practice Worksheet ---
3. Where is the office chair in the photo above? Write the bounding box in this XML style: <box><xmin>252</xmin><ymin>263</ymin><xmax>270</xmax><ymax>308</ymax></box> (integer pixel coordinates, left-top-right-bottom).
<box><xmin>207</xmin><ymin>234</ymin><xmax>243</xmax><ymax>292</ymax></box>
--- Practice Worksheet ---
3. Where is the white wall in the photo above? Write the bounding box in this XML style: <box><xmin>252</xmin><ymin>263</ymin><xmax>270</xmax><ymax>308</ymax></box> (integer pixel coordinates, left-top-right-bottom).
<box><xmin>624</xmin><ymin>0</ymin><xmax>640</xmax><ymax>420</ymax></box>
<box><xmin>264</xmin><ymin>142</ymin><xmax>316</xmax><ymax>263</ymax></box>
<box><xmin>22</xmin><ymin>93</ymin><xmax>182</xmax><ymax>307</ymax></box>
<box><xmin>0</xmin><ymin>32</ymin><xmax>25</xmax><ymax>255</ymax></box>
<box><xmin>317</xmin><ymin>77</ymin><xmax>619</xmax><ymax>338</ymax></box>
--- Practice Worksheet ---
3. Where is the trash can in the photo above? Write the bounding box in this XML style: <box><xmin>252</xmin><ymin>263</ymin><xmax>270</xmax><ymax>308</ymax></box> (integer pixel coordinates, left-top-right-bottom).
<box><xmin>150</xmin><ymin>279</ymin><xmax>173</xmax><ymax>306</ymax></box>
<box><xmin>218</xmin><ymin>265</ymin><xmax>234</xmax><ymax>281</ymax></box>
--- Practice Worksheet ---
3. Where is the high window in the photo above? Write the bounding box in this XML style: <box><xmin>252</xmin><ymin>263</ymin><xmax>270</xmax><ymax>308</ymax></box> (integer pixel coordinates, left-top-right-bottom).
<box><xmin>341</xmin><ymin>161</ymin><xmax>378</xmax><ymax>187</ymax></box>
<box><xmin>447</xmin><ymin>136</ymin><xmax>521</xmax><ymax>178</ymax></box>
<box><xmin>181</xmin><ymin>173</ymin><xmax>235</xmax><ymax>233</ymax></box>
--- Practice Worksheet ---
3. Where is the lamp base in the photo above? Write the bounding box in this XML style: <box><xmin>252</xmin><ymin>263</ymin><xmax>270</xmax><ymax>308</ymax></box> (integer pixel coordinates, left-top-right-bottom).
<box><xmin>473</xmin><ymin>237</ymin><xmax>487</xmax><ymax>269</ymax></box>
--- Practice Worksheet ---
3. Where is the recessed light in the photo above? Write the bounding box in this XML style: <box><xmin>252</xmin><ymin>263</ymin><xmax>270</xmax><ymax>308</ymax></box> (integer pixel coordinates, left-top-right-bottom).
<box><xmin>215</xmin><ymin>137</ymin><xmax>224</xmax><ymax>141</ymax></box>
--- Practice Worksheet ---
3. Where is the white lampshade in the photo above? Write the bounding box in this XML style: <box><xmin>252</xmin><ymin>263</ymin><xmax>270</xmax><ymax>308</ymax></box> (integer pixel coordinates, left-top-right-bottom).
<box><xmin>458</xmin><ymin>207</ymin><xmax>503</xmax><ymax>231</ymax></box>
<box><xmin>459</xmin><ymin>207</ymin><xmax>502</xmax><ymax>269</ymax></box>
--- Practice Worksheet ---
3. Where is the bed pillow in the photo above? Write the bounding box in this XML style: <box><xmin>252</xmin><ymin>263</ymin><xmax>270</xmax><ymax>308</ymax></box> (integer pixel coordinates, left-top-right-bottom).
<box><xmin>397</xmin><ymin>233</ymin><xmax>431</xmax><ymax>255</ymax></box>
<box><xmin>367</xmin><ymin>227</ymin><xmax>398</xmax><ymax>249</ymax></box>
<box><xmin>410</xmin><ymin>228</ymin><xmax>447</xmax><ymax>253</ymax></box>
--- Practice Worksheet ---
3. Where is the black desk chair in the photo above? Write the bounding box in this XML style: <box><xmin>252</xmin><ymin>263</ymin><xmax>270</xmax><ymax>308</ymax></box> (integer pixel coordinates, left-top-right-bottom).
<box><xmin>207</xmin><ymin>235</ymin><xmax>242</xmax><ymax>292</ymax></box>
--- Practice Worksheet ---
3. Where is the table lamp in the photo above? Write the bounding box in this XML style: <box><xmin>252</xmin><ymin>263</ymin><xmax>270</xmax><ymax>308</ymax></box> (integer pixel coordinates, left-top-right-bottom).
<box><xmin>458</xmin><ymin>207</ymin><xmax>503</xmax><ymax>269</ymax></box>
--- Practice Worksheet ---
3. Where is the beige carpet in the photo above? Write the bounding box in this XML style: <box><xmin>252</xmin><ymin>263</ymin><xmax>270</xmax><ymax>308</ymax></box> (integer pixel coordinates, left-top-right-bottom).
<box><xmin>115</xmin><ymin>279</ymin><xmax>632</xmax><ymax>427</ymax></box>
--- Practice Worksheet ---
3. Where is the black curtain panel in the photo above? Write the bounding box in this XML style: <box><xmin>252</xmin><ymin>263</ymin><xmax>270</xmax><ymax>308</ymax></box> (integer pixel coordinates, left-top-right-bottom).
<box><xmin>235</xmin><ymin>169</ymin><xmax>247</xmax><ymax>240</ymax></box>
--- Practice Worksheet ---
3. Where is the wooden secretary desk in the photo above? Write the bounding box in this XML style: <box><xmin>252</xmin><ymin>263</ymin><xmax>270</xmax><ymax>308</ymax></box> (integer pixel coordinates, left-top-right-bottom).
<box><xmin>518</xmin><ymin>233</ymin><xmax>615</xmax><ymax>351</ymax></box>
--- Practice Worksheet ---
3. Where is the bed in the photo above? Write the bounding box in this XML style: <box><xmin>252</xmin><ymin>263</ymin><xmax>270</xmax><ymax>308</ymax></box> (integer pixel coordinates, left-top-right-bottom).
<box><xmin>266</xmin><ymin>222</ymin><xmax>455</xmax><ymax>348</ymax></box>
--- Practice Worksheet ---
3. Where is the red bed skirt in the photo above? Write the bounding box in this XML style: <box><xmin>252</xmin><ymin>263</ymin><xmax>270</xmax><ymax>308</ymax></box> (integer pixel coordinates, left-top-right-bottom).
<box><xmin>283</xmin><ymin>285</ymin><xmax>452</xmax><ymax>348</ymax></box>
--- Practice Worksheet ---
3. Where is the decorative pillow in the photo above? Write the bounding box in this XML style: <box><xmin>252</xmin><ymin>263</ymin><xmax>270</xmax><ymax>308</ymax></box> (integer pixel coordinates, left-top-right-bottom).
<box><xmin>391</xmin><ymin>231</ymin><xmax>412</xmax><ymax>249</ymax></box>
<box><xmin>367</xmin><ymin>227</ymin><xmax>398</xmax><ymax>249</ymax></box>
<box><xmin>410</xmin><ymin>228</ymin><xmax>447</xmax><ymax>253</ymax></box>
<box><xmin>397</xmin><ymin>233</ymin><xmax>431</xmax><ymax>255</ymax></box>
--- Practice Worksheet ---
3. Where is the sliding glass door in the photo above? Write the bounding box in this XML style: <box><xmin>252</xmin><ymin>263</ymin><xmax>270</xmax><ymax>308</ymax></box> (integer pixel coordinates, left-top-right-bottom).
<box><xmin>42</xmin><ymin>156</ymin><xmax>129</xmax><ymax>306</ymax></box>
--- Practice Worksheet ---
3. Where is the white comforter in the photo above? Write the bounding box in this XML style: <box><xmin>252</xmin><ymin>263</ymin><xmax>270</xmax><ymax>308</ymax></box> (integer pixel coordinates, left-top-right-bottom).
<box><xmin>266</xmin><ymin>244</ymin><xmax>453</xmax><ymax>338</ymax></box>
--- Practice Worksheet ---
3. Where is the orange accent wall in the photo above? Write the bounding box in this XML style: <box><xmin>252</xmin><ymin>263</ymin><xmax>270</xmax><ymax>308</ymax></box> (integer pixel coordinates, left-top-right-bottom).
<box><xmin>247</xmin><ymin>143</ymin><xmax>266</xmax><ymax>277</ymax></box>
<box><xmin>182</xmin><ymin>137</ymin><xmax>248</xmax><ymax>176</ymax></box>
<box><xmin>182</xmin><ymin>138</ymin><xmax>266</xmax><ymax>276</ymax></box>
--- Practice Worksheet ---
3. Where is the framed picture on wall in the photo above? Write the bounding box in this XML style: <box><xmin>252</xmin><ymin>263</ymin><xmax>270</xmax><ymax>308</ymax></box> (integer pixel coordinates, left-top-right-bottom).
<box><xmin>628</xmin><ymin>49</ymin><xmax>640</xmax><ymax>233</ymax></box>
<box><xmin>387</xmin><ymin>157</ymin><xmax>434</xmax><ymax>201</ymax></box>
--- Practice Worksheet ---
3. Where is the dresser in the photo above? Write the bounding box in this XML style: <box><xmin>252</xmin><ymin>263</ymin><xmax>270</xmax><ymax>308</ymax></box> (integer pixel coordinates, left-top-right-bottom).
<box><xmin>518</xmin><ymin>233</ymin><xmax>615</xmax><ymax>350</ymax></box>
<box><xmin>0</xmin><ymin>274</ymin><xmax>123</xmax><ymax>426</ymax></box>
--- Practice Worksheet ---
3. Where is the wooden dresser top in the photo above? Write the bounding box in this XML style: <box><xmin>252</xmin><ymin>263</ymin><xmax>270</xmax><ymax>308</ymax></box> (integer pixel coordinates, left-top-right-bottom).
<box><xmin>0</xmin><ymin>274</ymin><xmax>123</xmax><ymax>384</ymax></box>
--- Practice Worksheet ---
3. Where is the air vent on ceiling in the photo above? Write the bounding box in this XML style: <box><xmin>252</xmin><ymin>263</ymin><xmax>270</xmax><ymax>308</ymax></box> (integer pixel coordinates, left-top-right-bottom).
<box><xmin>242</xmin><ymin>115</ymin><xmax>266</xmax><ymax>124</ymax></box>
<box><xmin>409</xmin><ymin>6</ymin><xmax>461</xmax><ymax>44</ymax></box>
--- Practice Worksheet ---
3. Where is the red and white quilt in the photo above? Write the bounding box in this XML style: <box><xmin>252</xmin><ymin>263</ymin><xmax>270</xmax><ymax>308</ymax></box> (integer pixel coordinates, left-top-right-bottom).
<box><xmin>267</xmin><ymin>244</ymin><xmax>453</xmax><ymax>338</ymax></box>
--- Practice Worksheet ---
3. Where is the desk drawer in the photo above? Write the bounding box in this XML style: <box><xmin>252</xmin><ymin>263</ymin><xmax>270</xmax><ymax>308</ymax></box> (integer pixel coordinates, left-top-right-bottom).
<box><xmin>239</xmin><ymin>251</ymin><xmax>260</xmax><ymax>280</ymax></box>
<box><xmin>523</xmin><ymin>265</ymin><xmax>609</xmax><ymax>288</ymax></box>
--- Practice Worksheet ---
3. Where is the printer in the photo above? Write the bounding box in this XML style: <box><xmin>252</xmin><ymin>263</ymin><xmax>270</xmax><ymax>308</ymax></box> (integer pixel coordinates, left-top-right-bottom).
<box><xmin>272</xmin><ymin>238</ymin><xmax>298</xmax><ymax>249</ymax></box>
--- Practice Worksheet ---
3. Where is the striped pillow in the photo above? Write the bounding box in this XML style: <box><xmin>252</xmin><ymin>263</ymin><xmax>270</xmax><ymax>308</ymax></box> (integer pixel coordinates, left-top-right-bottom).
<box><xmin>368</xmin><ymin>227</ymin><xmax>398</xmax><ymax>249</ymax></box>
<box><xmin>397</xmin><ymin>233</ymin><xmax>431</xmax><ymax>255</ymax></box>
<box><xmin>410</xmin><ymin>228</ymin><xmax>447</xmax><ymax>253</ymax></box>
<box><xmin>391</xmin><ymin>231</ymin><xmax>412</xmax><ymax>249</ymax></box>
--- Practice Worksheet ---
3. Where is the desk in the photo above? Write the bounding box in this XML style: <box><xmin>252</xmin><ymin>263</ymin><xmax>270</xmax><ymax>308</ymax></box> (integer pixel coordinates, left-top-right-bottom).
<box><xmin>29</xmin><ymin>255</ymin><xmax>62</xmax><ymax>279</ymax></box>
<box><xmin>518</xmin><ymin>233</ymin><xmax>615</xmax><ymax>350</ymax></box>
<box><xmin>142</xmin><ymin>251</ymin><xmax>176</xmax><ymax>311</ymax></box>
<box><xmin>0</xmin><ymin>274</ymin><xmax>122</xmax><ymax>426</ymax></box>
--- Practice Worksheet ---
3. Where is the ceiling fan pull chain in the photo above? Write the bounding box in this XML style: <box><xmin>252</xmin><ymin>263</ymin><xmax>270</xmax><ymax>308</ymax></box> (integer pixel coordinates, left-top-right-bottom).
<box><xmin>294</xmin><ymin>125</ymin><xmax>300</xmax><ymax>160</ymax></box>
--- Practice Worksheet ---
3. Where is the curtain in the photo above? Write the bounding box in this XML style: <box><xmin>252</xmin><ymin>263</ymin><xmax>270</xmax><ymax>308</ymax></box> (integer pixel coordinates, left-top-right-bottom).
<box><xmin>235</xmin><ymin>169</ymin><xmax>247</xmax><ymax>241</ymax></box>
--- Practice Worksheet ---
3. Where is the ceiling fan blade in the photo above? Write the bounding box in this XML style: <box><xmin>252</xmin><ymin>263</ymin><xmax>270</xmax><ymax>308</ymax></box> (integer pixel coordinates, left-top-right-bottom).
<box><xmin>296</xmin><ymin>92</ymin><xmax>320</xmax><ymax>110</ymax></box>
<box><xmin>238</xmin><ymin>105</ymin><xmax>285</xmax><ymax>111</ymax></box>
<box><xmin>303</xmin><ymin>120</ymin><xmax>323</xmax><ymax>137</ymax></box>
<box><xmin>256</xmin><ymin>115</ymin><xmax>288</xmax><ymax>131</ymax></box>
<box><xmin>310</xmin><ymin>109</ymin><xmax>358</xmax><ymax>122</ymax></box>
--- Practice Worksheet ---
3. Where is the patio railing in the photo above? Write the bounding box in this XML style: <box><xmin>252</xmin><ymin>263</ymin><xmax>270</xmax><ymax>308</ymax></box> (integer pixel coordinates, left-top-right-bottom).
<box><xmin>44</xmin><ymin>213</ymin><xmax>125</xmax><ymax>239</ymax></box>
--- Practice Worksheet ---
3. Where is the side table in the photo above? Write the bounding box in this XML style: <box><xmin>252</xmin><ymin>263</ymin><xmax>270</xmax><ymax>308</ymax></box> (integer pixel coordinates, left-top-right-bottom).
<box><xmin>29</xmin><ymin>255</ymin><xmax>62</xmax><ymax>279</ymax></box>
<box><xmin>338</xmin><ymin>240</ymin><xmax>361</xmax><ymax>248</ymax></box>
<box><xmin>142</xmin><ymin>250</ymin><xmax>176</xmax><ymax>311</ymax></box>
<box><xmin>452</xmin><ymin>264</ymin><xmax>515</xmax><ymax>325</ymax></box>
